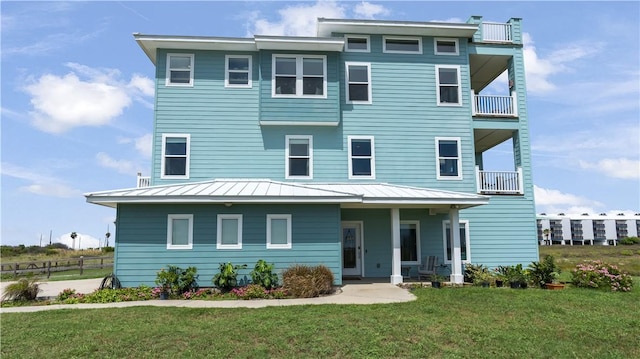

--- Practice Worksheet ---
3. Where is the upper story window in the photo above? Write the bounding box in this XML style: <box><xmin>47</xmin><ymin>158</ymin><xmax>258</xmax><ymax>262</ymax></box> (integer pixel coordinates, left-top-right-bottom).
<box><xmin>167</xmin><ymin>214</ymin><xmax>193</xmax><ymax>250</ymax></box>
<box><xmin>225</xmin><ymin>55</ymin><xmax>252</xmax><ymax>88</ymax></box>
<box><xmin>434</xmin><ymin>38</ymin><xmax>459</xmax><ymax>55</ymax></box>
<box><xmin>272</xmin><ymin>55</ymin><xmax>326</xmax><ymax>98</ymax></box>
<box><xmin>348</xmin><ymin>136</ymin><xmax>375</xmax><ymax>179</ymax></box>
<box><xmin>166</xmin><ymin>54</ymin><xmax>194</xmax><ymax>86</ymax></box>
<box><xmin>435</xmin><ymin>65</ymin><xmax>461</xmax><ymax>105</ymax></box>
<box><xmin>345</xmin><ymin>62</ymin><xmax>371</xmax><ymax>104</ymax></box>
<box><xmin>383</xmin><ymin>36</ymin><xmax>422</xmax><ymax>54</ymax></box>
<box><xmin>345</xmin><ymin>35</ymin><xmax>370</xmax><ymax>52</ymax></box>
<box><xmin>436</xmin><ymin>137</ymin><xmax>462</xmax><ymax>180</ymax></box>
<box><xmin>443</xmin><ymin>220</ymin><xmax>471</xmax><ymax>264</ymax></box>
<box><xmin>161</xmin><ymin>134</ymin><xmax>190</xmax><ymax>179</ymax></box>
<box><xmin>286</xmin><ymin>135</ymin><xmax>313</xmax><ymax>179</ymax></box>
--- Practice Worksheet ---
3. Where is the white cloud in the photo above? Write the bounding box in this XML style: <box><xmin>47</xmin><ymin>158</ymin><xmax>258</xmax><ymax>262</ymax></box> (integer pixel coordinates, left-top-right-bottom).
<box><xmin>56</xmin><ymin>232</ymin><xmax>102</xmax><ymax>250</ymax></box>
<box><xmin>578</xmin><ymin>158</ymin><xmax>640</xmax><ymax>179</ymax></box>
<box><xmin>523</xmin><ymin>33</ymin><xmax>601</xmax><ymax>95</ymax></box>
<box><xmin>135</xmin><ymin>133</ymin><xmax>153</xmax><ymax>158</ymax></box>
<box><xmin>430</xmin><ymin>17</ymin><xmax>464</xmax><ymax>23</ymax></box>
<box><xmin>248</xmin><ymin>1</ymin><xmax>347</xmax><ymax>36</ymax></box>
<box><xmin>1</xmin><ymin>162</ymin><xmax>81</xmax><ymax>198</ymax></box>
<box><xmin>23</xmin><ymin>63</ymin><xmax>154</xmax><ymax>134</ymax></box>
<box><xmin>534</xmin><ymin>185</ymin><xmax>604</xmax><ymax>215</ymax></box>
<box><xmin>354</xmin><ymin>2</ymin><xmax>389</xmax><ymax>19</ymax></box>
<box><xmin>96</xmin><ymin>152</ymin><xmax>138</xmax><ymax>175</ymax></box>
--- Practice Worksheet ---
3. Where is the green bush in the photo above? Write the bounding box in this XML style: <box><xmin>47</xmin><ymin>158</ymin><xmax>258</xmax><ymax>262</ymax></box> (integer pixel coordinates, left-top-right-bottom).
<box><xmin>102</xmin><ymin>246</ymin><xmax>115</xmax><ymax>253</ymax></box>
<box><xmin>155</xmin><ymin>265</ymin><xmax>198</xmax><ymax>296</ymax></box>
<box><xmin>464</xmin><ymin>263</ymin><xmax>489</xmax><ymax>283</ymax></box>
<box><xmin>282</xmin><ymin>264</ymin><xmax>334</xmax><ymax>298</ymax></box>
<box><xmin>57</xmin><ymin>286</ymin><xmax>154</xmax><ymax>304</ymax></box>
<box><xmin>571</xmin><ymin>260</ymin><xmax>633</xmax><ymax>292</ymax></box>
<box><xmin>619</xmin><ymin>237</ymin><xmax>640</xmax><ymax>245</ymax></box>
<box><xmin>2</xmin><ymin>277</ymin><xmax>41</xmax><ymax>301</ymax></box>
<box><xmin>528</xmin><ymin>255</ymin><xmax>561</xmax><ymax>288</ymax></box>
<box><xmin>212</xmin><ymin>262</ymin><xmax>247</xmax><ymax>291</ymax></box>
<box><xmin>250</xmin><ymin>260</ymin><xmax>279</xmax><ymax>289</ymax></box>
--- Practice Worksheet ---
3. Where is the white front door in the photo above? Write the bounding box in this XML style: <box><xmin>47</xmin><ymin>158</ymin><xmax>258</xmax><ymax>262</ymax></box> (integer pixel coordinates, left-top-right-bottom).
<box><xmin>342</xmin><ymin>222</ymin><xmax>362</xmax><ymax>277</ymax></box>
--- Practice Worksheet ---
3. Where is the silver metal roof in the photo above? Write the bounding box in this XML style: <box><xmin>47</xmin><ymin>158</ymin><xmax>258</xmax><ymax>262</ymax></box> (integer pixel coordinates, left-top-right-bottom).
<box><xmin>85</xmin><ymin>179</ymin><xmax>489</xmax><ymax>209</ymax></box>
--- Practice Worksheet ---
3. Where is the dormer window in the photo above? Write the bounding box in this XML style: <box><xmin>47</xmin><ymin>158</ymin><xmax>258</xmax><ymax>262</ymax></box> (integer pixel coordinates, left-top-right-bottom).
<box><xmin>273</xmin><ymin>55</ymin><xmax>326</xmax><ymax>98</ymax></box>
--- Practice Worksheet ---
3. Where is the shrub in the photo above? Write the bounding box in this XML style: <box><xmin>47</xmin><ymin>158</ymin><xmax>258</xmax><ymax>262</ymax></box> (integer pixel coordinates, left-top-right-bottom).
<box><xmin>464</xmin><ymin>263</ymin><xmax>489</xmax><ymax>283</ymax></box>
<box><xmin>571</xmin><ymin>260</ymin><xmax>633</xmax><ymax>292</ymax></box>
<box><xmin>528</xmin><ymin>255</ymin><xmax>561</xmax><ymax>288</ymax></box>
<box><xmin>155</xmin><ymin>265</ymin><xmax>198</xmax><ymax>296</ymax></box>
<box><xmin>102</xmin><ymin>246</ymin><xmax>115</xmax><ymax>253</ymax></box>
<box><xmin>619</xmin><ymin>237</ymin><xmax>640</xmax><ymax>245</ymax></box>
<box><xmin>282</xmin><ymin>264</ymin><xmax>334</xmax><ymax>298</ymax></box>
<box><xmin>57</xmin><ymin>286</ymin><xmax>154</xmax><ymax>304</ymax></box>
<box><xmin>250</xmin><ymin>260</ymin><xmax>279</xmax><ymax>289</ymax></box>
<box><xmin>2</xmin><ymin>277</ymin><xmax>41</xmax><ymax>301</ymax></box>
<box><xmin>212</xmin><ymin>262</ymin><xmax>247</xmax><ymax>291</ymax></box>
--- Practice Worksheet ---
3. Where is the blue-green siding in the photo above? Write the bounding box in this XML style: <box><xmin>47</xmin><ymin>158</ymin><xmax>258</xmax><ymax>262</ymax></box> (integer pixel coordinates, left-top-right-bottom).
<box><xmin>115</xmin><ymin>203</ymin><xmax>342</xmax><ymax>287</ymax></box>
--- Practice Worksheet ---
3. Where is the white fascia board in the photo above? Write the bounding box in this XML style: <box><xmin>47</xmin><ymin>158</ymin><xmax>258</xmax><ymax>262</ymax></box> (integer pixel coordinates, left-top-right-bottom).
<box><xmin>133</xmin><ymin>33</ymin><xmax>256</xmax><ymax>64</ymax></box>
<box><xmin>316</xmin><ymin>19</ymin><xmax>478</xmax><ymax>38</ymax></box>
<box><xmin>259</xmin><ymin>120</ymin><xmax>340</xmax><ymax>126</ymax></box>
<box><xmin>86</xmin><ymin>196</ymin><xmax>361</xmax><ymax>206</ymax></box>
<box><xmin>254</xmin><ymin>35</ymin><xmax>344</xmax><ymax>51</ymax></box>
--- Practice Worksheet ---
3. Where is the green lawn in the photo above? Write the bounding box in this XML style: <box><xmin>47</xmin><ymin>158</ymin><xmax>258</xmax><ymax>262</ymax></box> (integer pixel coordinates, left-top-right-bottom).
<box><xmin>539</xmin><ymin>243</ymin><xmax>640</xmax><ymax>276</ymax></box>
<box><xmin>2</xmin><ymin>285</ymin><xmax>639</xmax><ymax>358</ymax></box>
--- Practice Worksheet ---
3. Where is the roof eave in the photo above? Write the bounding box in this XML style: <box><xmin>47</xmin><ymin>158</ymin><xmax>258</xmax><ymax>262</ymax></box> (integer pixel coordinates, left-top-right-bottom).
<box><xmin>254</xmin><ymin>35</ymin><xmax>344</xmax><ymax>51</ymax></box>
<box><xmin>316</xmin><ymin>18</ymin><xmax>478</xmax><ymax>38</ymax></box>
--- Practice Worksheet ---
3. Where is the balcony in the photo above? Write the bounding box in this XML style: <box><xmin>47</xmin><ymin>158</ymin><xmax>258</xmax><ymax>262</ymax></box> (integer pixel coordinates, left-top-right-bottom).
<box><xmin>476</xmin><ymin>167</ymin><xmax>523</xmax><ymax>195</ymax></box>
<box><xmin>481</xmin><ymin>22</ymin><xmax>513</xmax><ymax>43</ymax></box>
<box><xmin>472</xmin><ymin>91</ymin><xmax>518</xmax><ymax>117</ymax></box>
<box><xmin>137</xmin><ymin>173</ymin><xmax>150</xmax><ymax>188</ymax></box>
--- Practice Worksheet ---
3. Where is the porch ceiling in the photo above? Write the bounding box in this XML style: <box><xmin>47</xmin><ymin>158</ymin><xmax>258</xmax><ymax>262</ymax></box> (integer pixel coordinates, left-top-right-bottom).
<box><xmin>469</xmin><ymin>54</ymin><xmax>510</xmax><ymax>92</ymax></box>
<box><xmin>474</xmin><ymin>129</ymin><xmax>514</xmax><ymax>152</ymax></box>
<box><xmin>85</xmin><ymin>179</ymin><xmax>489</xmax><ymax>209</ymax></box>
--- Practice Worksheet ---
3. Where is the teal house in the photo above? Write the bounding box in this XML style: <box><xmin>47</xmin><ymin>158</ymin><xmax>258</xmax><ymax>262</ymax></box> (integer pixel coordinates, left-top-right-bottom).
<box><xmin>86</xmin><ymin>16</ymin><xmax>538</xmax><ymax>287</ymax></box>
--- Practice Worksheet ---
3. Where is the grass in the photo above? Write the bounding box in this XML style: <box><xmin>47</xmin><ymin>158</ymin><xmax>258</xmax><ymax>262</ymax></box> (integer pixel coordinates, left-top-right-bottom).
<box><xmin>1</xmin><ymin>286</ymin><xmax>638</xmax><ymax>358</ymax></box>
<box><xmin>1</xmin><ymin>250</ymin><xmax>113</xmax><ymax>282</ymax></box>
<box><xmin>539</xmin><ymin>243</ymin><xmax>640</xmax><ymax>276</ymax></box>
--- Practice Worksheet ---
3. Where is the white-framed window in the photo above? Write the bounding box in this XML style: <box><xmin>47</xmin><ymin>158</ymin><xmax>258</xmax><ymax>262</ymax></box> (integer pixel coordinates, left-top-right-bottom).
<box><xmin>267</xmin><ymin>214</ymin><xmax>292</xmax><ymax>249</ymax></box>
<box><xmin>436</xmin><ymin>65</ymin><xmax>462</xmax><ymax>105</ymax></box>
<box><xmin>383</xmin><ymin>36</ymin><xmax>422</xmax><ymax>54</ymax></box>
<box><xmin>348</xmin><ymin>136</ymin><xmax>375</xmax><ymax>179</ymax></box>
<box><xmin>272</xmin><ymin>55</ymin><xmax>326</xmax><ymax>97</ymax></box>
<box><xmin>436</xmin><ymin>137</ymin><xmax>462</xmax><ymax>180</ymax></box>
<box><xmin>217</xmin><ymin>214</ymin><xmax>242</xmax><ymax>249</ymax></box>
<box><xmin>434</xmin><ymin>38</ymin><xmax>459</xmax><ymax>55</ymax></box>
<box><xmin>285</xmin><ymin>135</ymin><xmax>313</xmax><ymax>179</ymax></box>
<box><xmin>442</xmin><ymin>220</ymin><xmax>470</xmax><ymax>264</ymax></box>
<box><xmin>345</xmin><ymin>35</ymin><xmax>370</xmax><ymax>52</ymax></box>
<box><xmin>345</xmin><ymin>62</ymin><xmax>371</xmax><ymax>104</ymax></box>
<box><xmin>161</xmin><ymin>134</ymin><xmax>190</xmax><ymax>179</ymax></box>
<box><xmin>225</xmin><ymin>55</ymin><xmax>252</xmax><ymax>88</ymax></box>
<box><xmin>167</xmin><ymin>214</ymin><xmax>193</xmax><ymax>250</ymax></box>
<box><xmin>401</xmin><ymin>221</ymin><xmax>420</xmax><ymax>265</ymax></box>
<box><xmin>165</xmin><ymin>53</ymin><xmax>194</xmax><ymax>86</ymax></box>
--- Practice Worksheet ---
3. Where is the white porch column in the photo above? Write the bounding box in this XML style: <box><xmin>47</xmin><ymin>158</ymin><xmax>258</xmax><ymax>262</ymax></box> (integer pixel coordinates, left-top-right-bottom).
<box><xmin>449</xmin><ymin>207</ymin><xmax>464</xmax><ymax>284</ymax></box>
<box><xmin>390</xmin><ymin>208</ymin><xmax>403</xmax><ymax>284</ymax></box>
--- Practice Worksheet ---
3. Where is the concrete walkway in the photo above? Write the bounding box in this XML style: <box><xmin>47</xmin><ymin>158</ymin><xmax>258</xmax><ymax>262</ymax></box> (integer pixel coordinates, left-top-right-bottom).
<box><xmin>0</xmin><ymin>278</ymin><xmax>415</xmax><ymax>313</ymax></box>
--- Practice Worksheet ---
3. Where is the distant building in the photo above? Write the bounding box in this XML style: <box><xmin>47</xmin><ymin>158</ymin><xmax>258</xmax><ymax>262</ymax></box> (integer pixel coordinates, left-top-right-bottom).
<box><xmin>536</xmin><ymin>213</ymin><xmax>640</xmax><ymax>245</ymax></box>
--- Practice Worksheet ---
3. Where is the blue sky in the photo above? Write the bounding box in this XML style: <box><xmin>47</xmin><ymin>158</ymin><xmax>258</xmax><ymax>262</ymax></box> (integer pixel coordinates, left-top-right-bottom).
<box><xmin>1</xmin><ymin>1</ymin><xmax>639</xmax><ymax>248</ymax></box>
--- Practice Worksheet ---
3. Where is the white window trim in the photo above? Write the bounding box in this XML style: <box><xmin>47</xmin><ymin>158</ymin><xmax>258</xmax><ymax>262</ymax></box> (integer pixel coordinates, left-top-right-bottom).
<box><xmin>383</xmin><ymin>36</ymin><xmax>422</xmax><ymax>54</ymax></box>
<box><xmin>435</xmin><ymin>65</ymin><xmax>462</xmax><ymax>106</ymax></box>
<box><xmin>435</xmin><ymin>136</ymin><xmax>463</xmax><ymax>180</ymax></box>
<box><xmin>345</xmin><ymin>62</ymin><xmax>372</xmax><ymax>105</ymax></box>
<box><xmin>401</xmin><ymin>220</ymin><xmax>421</xmax><ymax>265</ymax></box>
<box><xmin>344</xmin><ymin>35</ymin><xmax>370</xmax><ymax>53</ymax></box>
<box><xmin>165</xmin><ymin>53</ymin><xmax>194</xmax><ymax>87</ymax></box>
<box><xmin>160</xmin><ymin>133</ymin><xmax>191</xmax><ymax>180</ymax></box>
<box><xmin>434</xmin><ymin>38</ymin><xmax>460</xmax><ymax>56</ymax></box>
<box><xmin>217</xmin><ymin>214</ymin><xmax>243</xmax><ymax>250</ymax></box>
<box><xmin>348</xmin><ymin>136</ymin><xmax>376</xmax><ymax>179</ymax></box>
<box><xmin>266</xmin><ymin>214</ymin><xmax>292</xmax><ymax>249</ymax></box>
<box><xmin>271</xmin><ymin>54</ymin><xmax>327</xmax><ymax>98</ymax></box>
<box><xmin>167</xmin><ymin>214</ymin><xmax>193</xmax><ymax>250</ymax></box>
<box><xmin>442</xmin><ymin>220</ymin><xmax>471</xmax><ymax>264</ymax></box>
<box><xmin>225</xmin><ymin>55</ymin><xmax>252</xmax><ymax>88</ymax></box>
<box><xmin>285</xmin><ymin>135</ymin><xmax>313</xmax><ymax>179</ymax></box>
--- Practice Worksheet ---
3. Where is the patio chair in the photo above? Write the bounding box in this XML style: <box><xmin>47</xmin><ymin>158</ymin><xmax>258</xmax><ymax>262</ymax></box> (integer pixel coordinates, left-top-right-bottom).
<box><xmin>417</xmin><ymin>256</ymin><xmax>438</xmax><ymax>281</ymax></box>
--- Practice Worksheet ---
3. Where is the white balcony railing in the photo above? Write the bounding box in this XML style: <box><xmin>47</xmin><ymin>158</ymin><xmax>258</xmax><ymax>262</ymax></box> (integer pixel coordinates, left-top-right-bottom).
<box><xmin>482</xmin><ymin>22</ymin><xmax>513</xmax><ymax>43</ymax></box>
<box><xmin>137</xmin><ymin>173</ymin><xmax>150</xmax><ymax>188</ymax></box>
<box><xmin>476</xmin><ymin>167</ymin><xmax>523</xmax><ymax>195</ymax></box>
<box><xmin>472</xmin><ymin>91</ymin><xmax>518</xmax><ymax>117</ymax></box>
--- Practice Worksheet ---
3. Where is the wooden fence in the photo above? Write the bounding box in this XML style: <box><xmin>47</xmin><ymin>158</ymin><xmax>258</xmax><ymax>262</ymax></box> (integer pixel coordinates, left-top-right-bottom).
<box><xmin>0</xmin><ymin>256</ymin><xmax>113</xmax><ymax>278</ymax></box>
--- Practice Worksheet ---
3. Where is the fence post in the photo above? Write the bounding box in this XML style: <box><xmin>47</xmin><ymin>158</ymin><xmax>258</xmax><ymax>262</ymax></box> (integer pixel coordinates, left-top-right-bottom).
<box><xmin>47</xmin><ymin>261</ymin><xmax>52</xmax><ymax>278</ymax></box>
<box><xmin>100</xmin><ymin>257</ymin><xmax>104</xmax><ymax>269</ymax></box>
<box><xmin>14</xmin><ymin>263</ymin><xmax>19</xmax><ymax>278</ymax></box>
<box><xmin>79</xmin><ymin>256</ymin><xmax>84</xmax><ymax>275</ymax></box>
